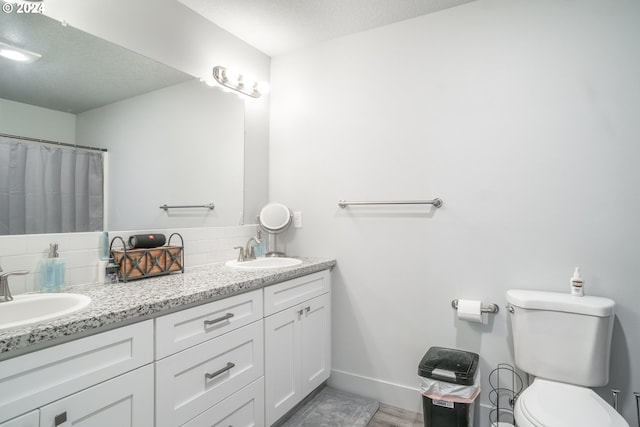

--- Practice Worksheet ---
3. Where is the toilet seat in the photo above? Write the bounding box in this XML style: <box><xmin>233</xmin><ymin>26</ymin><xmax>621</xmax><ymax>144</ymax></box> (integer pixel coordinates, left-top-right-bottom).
<box><xmin>514</xmin><ymin>379</ymin><xmax>629</xmax><ymax>427</ymax></box>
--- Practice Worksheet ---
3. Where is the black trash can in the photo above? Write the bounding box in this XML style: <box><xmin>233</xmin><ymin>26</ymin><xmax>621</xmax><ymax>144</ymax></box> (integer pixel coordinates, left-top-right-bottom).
<box><xmin>418</xmin><ymin>346</ymin><xmax>480</xmax><ymax>427</ymax></box>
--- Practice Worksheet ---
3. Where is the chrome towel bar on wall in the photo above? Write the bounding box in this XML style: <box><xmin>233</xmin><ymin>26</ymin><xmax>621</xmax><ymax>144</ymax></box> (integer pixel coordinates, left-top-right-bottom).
<box><xmin>160</xmin><ymin>203</ymin><xmax>215</xmax><ymax>211</ymax></box>
<box><xmin>337</xmin><ymin>198</ymin><xmax>443</xmax><ymax>209</ymax></box>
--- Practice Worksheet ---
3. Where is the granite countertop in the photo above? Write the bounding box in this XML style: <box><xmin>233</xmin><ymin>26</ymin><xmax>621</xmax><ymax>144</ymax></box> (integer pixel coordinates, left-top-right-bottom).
<box><xmin>0</xmin><ymin>256</ymin><xmax>336</xmax><ymax>359</ymax></box>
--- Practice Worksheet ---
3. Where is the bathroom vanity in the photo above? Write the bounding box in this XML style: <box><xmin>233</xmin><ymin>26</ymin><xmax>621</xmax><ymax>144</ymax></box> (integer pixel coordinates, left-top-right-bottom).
<box><xmin>0</xmin><ymin>257</ymin><xmax>335</xmax><ymax>427</ymax></box>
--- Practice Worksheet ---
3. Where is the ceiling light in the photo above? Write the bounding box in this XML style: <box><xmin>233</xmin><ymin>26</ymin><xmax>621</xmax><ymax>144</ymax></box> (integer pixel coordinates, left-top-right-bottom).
<box><xmin>212</xmin><ymin>66</ymin><xmax>269</xmax><ymax>98</ymax></box>
<box><xmin>0</xmin><ymin>41</ymin><xmax>41</xmax><ymax>64</ymax></box>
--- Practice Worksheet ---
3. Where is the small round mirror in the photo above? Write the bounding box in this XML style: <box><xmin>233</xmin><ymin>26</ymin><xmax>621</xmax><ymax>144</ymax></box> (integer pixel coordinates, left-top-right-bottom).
<box><xmin>259</xmin><ymin>202</ymin><xmax>292</xmax><ymax>233</ymax></box>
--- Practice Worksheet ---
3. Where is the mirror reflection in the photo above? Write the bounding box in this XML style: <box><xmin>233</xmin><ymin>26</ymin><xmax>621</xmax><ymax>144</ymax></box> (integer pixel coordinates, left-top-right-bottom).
<box><xmin>0</xmin><ymin>12</ymin><xmax>245</xmax><ymax>235</ymax></box>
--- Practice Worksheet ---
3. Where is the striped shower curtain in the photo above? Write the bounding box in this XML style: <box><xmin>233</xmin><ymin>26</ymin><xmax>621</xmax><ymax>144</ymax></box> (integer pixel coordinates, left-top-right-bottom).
<box><xmin>0</xmin><ymin>137</ymin><xmax>104</xmax><ymax>235</ymax></box>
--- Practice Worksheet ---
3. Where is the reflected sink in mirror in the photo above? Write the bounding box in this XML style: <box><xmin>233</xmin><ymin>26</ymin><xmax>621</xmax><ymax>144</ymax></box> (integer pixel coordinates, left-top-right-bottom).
<box><xmin>225</xmin><ymin>257</ymin><xmax>303</xmax><ymax>270</ymax></box>
<box><xmin>0</xmin><ymin>293</ymin><xmax>91</xmax><ymax>331</ymax></box>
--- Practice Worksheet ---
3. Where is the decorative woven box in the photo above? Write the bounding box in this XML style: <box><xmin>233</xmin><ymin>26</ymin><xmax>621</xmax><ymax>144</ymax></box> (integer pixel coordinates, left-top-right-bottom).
<box><xmin>109</xmin><ymin>233</ymin><xmax>184</xmax><ymax>282</ymax></box>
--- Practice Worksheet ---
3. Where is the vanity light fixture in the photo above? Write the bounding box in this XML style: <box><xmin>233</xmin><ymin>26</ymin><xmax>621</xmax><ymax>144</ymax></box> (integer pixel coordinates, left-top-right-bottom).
<box><xmin>0</xmin><ymin>41</ymin><xmax>41</xmax><ymax>63</ymax></box>
<box><xmin>212</xmin><ymin>65</ymin><xmax>270</xmax><ymax>98</ymax></box>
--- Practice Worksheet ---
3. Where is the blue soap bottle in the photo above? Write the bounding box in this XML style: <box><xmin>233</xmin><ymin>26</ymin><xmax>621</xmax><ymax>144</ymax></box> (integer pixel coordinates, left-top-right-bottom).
<box><xmin>41</xmin><ymin>243</ymin><xmax>65</xmax><ymax>292</ymax></box>
<box><xmin>255</xmin><ymin>230</ymin><xmax>266</xmax><ymax>257</ymax></box>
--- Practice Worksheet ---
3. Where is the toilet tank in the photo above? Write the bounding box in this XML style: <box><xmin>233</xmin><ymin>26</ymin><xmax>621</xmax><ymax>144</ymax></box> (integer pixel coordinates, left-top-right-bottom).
<box><xmin>506</xmin><ymin>289</ymin><xmax>615</xmax><ymax>387</ymax></box>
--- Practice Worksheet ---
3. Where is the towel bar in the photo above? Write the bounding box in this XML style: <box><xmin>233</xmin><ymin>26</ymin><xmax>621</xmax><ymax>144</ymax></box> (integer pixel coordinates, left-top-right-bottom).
<box><xmin>338</xmin><ymin>198</ymin><xmax>443</xmax><ymax>208</ymax></box>
<box><xmin>160</xmin><ymin>203</ymin><xmax>215</xmax><ymax>211</ymax></box>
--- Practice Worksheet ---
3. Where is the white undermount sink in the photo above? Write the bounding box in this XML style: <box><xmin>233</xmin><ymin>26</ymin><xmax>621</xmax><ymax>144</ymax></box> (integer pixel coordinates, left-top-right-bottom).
<box><xmin>225</xmin><ymin>257</ymin><xmax>303</xmax><ymax>270</ymax></box>
<box><xmin>0</xmin><ymin>293</ymin><xmax>91</xmax><ymax>331</ymax></box>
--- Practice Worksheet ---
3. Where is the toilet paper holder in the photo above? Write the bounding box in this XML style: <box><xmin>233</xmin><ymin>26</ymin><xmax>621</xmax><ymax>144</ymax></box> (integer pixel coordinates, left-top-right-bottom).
<box><xmin>451</xmin><ymin>299</ymin><xmax>500</xmax><ymax>314</ymax></box>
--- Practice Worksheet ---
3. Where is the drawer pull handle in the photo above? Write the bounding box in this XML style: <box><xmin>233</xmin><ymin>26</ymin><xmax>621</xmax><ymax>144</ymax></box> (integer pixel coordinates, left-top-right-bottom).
<box><xmin>204</xmin><ymin>312</ymin><xmax>234</xmax><ymax>327</ymax></box>
<box><xmin>305</xmin><ymin>306</ymin><xmax>311</xmax><ymax>313</ymax></box>
<box><xmin>54</xmin><ymin>412</ymin><xmax>68</xmax><ymax>426</ymax></box>
<box><xmin>205</xmin><ymin>362</ymin><xmax>235</xmax><ymax>380</ymax></box>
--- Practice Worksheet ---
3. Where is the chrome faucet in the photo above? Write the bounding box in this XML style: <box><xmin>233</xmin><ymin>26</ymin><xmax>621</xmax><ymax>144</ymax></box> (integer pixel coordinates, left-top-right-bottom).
<box><xmin>245</xmin><ymin>236</ymin><xmax>260</xmax><ymax>261</ymax></box>
<box><xmin>0</xmin><ymin>268</ymin><xmax>29</xmax><ymax>302</ymax></box>
<box><xmin>233</xmin><ymin>236</ymin><xmax>261</xmax><ymax>263</ymax></box>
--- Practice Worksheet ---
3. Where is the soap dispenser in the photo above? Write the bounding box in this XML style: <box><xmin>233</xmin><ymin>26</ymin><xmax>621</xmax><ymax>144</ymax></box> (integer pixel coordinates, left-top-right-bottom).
<box><xmin>570</xmin><ymin>267</ymin><xmax>584</xmax><ymax>297</ymax></box>
<box><xmin>97</xmin><ymin>231</ymin><xmax>110</xmax><ymax>283</ymax></box>
<box><xmin>255</xmin><ymin>230</ymin><xmax>266</xmax><ymax>257</ymax></box>
<box><xmin>41</xmin><ymin>243</ymin><xmax>65</xmax><ymax>292</ymax></box>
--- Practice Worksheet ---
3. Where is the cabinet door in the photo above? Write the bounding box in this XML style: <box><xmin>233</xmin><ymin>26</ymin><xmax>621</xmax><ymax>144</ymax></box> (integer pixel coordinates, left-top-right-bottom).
<box><xmin>39</xmin><ymin>364</ymin><xmax>154</xmax><ymax>427</ymax></box>
<box><xmin>264</xmin><ymin>305</ymin><xmax>302</xmax><ymax>426</ymax></box>
<box><xmin>181</xmin><ymin>378</ymin><xmax>265</xmax><ymax>427</ymax></box>
<box><xmin>301</xmin><ymin>292</ymin><xmax>331</xmax><ymax>396</ymax></box>
<box><xmin>0</xmin><ymin>411</ymin><xmax>38</xmax><ymax>427</ymax></box>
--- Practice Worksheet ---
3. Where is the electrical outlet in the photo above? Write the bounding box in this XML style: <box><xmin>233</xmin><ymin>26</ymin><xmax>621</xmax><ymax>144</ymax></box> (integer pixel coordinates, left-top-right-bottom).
<box><xmin>293</xmin><ymin>211</ymin><xmax>303</xmax><ymax>228</ymax></box>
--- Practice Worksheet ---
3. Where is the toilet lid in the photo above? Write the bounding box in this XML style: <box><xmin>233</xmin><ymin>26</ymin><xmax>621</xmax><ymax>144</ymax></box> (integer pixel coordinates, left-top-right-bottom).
<box><xmin>517</xmin><ymin>379</ymin><xmax>629</xmax><ymax>427</ymax></box>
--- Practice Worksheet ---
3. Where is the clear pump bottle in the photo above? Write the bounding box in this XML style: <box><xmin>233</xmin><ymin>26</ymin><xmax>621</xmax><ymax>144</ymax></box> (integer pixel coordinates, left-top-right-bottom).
<box><xmin>41</xmin><ymin>243</ymin><xmax>65</xmax><ymax>292</ymax></box>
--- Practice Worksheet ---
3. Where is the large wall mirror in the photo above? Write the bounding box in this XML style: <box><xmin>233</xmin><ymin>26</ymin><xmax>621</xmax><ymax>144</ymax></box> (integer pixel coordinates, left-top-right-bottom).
<box><xmin>0</xmin><ymin>12</ymin><xmax>244</xmax><ymax>235</ymax></box>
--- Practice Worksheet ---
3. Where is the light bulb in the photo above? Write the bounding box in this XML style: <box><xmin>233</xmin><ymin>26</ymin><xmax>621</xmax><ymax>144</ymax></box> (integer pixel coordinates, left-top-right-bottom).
<box><xmin>223</xmin><ymin>68</ymin><xmax>240</xmax><ymax>84</ymax></box>
<box><xmin>255</xmin><ymin>81</ymin><xmax>270</xmax><ymax>95</ymax></box>
<box><xmin>240</xmin><ymin>73</ymin><xmax>256</xmax><ymax>91</ymax></box>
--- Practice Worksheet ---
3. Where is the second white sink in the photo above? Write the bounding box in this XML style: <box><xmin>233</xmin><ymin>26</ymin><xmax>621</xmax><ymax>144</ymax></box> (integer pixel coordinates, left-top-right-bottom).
<box><xmin>225</xmin><ymin>257</ymin><xmax>302</xmax><ymax>270</ymax></box>
<box><xmin>0</xmin><ymin>293</ymin><xmax>91</xmax><ymax>331</ymax></box>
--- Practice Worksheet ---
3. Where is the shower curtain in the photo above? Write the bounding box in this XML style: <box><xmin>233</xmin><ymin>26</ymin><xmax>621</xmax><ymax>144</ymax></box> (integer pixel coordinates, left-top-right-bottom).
<box><xmin>0</xmin><ymin>137</ymin><xmax>104</xmax><ymax>235</ymax></box>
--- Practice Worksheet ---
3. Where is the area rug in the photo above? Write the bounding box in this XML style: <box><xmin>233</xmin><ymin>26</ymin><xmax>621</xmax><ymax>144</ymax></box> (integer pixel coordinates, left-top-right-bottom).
<box><xmin>280</xmin><ymin>387</ymin><xmax>379</xmax><ymax>427</ymax></box>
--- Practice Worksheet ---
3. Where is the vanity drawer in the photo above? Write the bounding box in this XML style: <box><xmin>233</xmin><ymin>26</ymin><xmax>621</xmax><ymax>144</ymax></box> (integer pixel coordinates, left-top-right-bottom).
<box><xmin>155</xmin><ymin>289</ymin><xmax>263</xmax><ymax>359</ymax></box>
<box><xmin>264</xmin><ymin>270</ymin><xmax>330</xmax><ymax>316</ymax></box>
<box><xmin>181</xmin><ymin>377</ymin><xmax>265</xmax><ymax>427</ymax></box>
<box><xmin>0</xmin><ymin>411</ymin><xmax>38</xmax><ymax>427</ymax></box>
<box><xmin>0</xmin><ymin>320</ymin><xmax>153</xmax><ymax>424</ymax></box>
<box><xmin>39</xmin><ymin>364</ymin><xmax>154</xmax><ymax>427</ymax></box>
<box><xmin>155</xmin><ymin>320</ymin><xmax>264</xmax><ymax>427</ymax></box>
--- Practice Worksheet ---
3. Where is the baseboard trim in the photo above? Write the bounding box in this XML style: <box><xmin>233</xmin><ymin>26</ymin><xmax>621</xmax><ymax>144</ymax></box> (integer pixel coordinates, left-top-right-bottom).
<box><xmin>327</xmin><ymin>369</ymin><xmax>423</xmax><ymax>414</ymax></box>
<box><xmin>328</xmin><ymin>369</ymin><xmax>494</xmax><ymax>427</ymax></box>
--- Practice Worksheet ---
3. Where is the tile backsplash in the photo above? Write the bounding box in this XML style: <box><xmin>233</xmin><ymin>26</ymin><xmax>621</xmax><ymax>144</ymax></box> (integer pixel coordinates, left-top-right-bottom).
<box><xmin>0</xmin><ymin>225</ymin><xmax>258</xmax><ymax>295</ymax></box>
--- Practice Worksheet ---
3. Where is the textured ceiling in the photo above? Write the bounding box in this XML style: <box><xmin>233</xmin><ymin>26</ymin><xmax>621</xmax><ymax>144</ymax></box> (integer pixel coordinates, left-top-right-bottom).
<box><xmin>0</xmin><ymin>13</ymin><xmax>191</xmax><ymax>114</ymax></box>
<box><xmin>178</xmin><ymin>0</ymin><xmax>476</xmax><ymax>56</ymax></box>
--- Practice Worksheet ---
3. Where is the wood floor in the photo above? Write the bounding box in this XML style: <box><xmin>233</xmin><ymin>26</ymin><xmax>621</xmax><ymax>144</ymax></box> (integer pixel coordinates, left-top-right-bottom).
<box><xmin>367</xmin><ymin>403</ymin><xmax>424</xmax><ymax>427</ymax></box>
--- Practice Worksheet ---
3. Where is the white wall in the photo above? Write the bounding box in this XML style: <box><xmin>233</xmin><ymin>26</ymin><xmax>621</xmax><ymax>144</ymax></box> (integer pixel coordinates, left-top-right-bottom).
<box><xmin>270</xmin><ymin>0</ymin><xmax>640</xmax><ymax>424</ymax></box>
<box><xmin>0</xmin><ymin>98</ymin><xmax>76</xmax><ymax>143</ymax></box>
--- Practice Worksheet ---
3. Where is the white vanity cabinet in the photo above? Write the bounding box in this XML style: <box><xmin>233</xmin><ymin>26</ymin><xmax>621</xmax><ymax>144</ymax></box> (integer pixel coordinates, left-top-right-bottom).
<box><xmin>154</xmin><ymin>289</ymin><xmax>265</xmax><ymax>427</ymax></box>
<box><xmin>264</xmin><ymin>271</ymin><xmax>332</xmax><ymax>426</ymax></box>
<box><xmin>0</xmin><ymin>411</ymin><xmax>38</xmax><ymax>427</ymax></box>
<box><xmin>0</xmin><ymin>265</ymin><xmax>333</xmax><ymax>427</ymax></box>
<box><xmin>0</xmin><ymin>320</ymin><xmax>154</xmax><ymax>426</ymax></box>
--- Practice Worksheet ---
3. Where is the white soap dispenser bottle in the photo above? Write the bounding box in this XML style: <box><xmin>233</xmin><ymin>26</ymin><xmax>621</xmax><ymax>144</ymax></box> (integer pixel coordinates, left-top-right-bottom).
<box><xmin>570</xmin><ymin>267</ymin><xmax>584</xmax><ymax>297</ymax></box>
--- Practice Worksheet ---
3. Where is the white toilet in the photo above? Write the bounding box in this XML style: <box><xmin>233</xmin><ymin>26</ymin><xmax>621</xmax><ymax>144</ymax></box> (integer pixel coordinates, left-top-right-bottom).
<box><xmin>506</xmin><ymin>289</ymin><xmax>629</xmax><ymax>427</ymax></box>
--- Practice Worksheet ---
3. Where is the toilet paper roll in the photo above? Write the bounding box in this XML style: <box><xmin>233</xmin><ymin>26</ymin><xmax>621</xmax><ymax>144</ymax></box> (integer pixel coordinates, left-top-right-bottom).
<box><xmin>457</xmin><ymin>299</ymin><xmax>483</xmax><ymax>323</ymax></box>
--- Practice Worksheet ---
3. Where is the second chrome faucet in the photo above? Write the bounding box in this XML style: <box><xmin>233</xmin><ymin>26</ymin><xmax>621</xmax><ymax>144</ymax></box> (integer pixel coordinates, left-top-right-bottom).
<box><xmin>234</xmin><ymin>235</ymin><xmax>261</xmax><ymax>262</ymax></box>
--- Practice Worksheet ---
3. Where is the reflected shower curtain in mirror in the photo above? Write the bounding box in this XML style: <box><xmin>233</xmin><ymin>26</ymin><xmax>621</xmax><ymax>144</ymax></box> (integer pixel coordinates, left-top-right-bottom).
<box><xmin>0</xmin><ymin>137</ymin><xmax>104</xmax><ymax>235</ymax></box>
